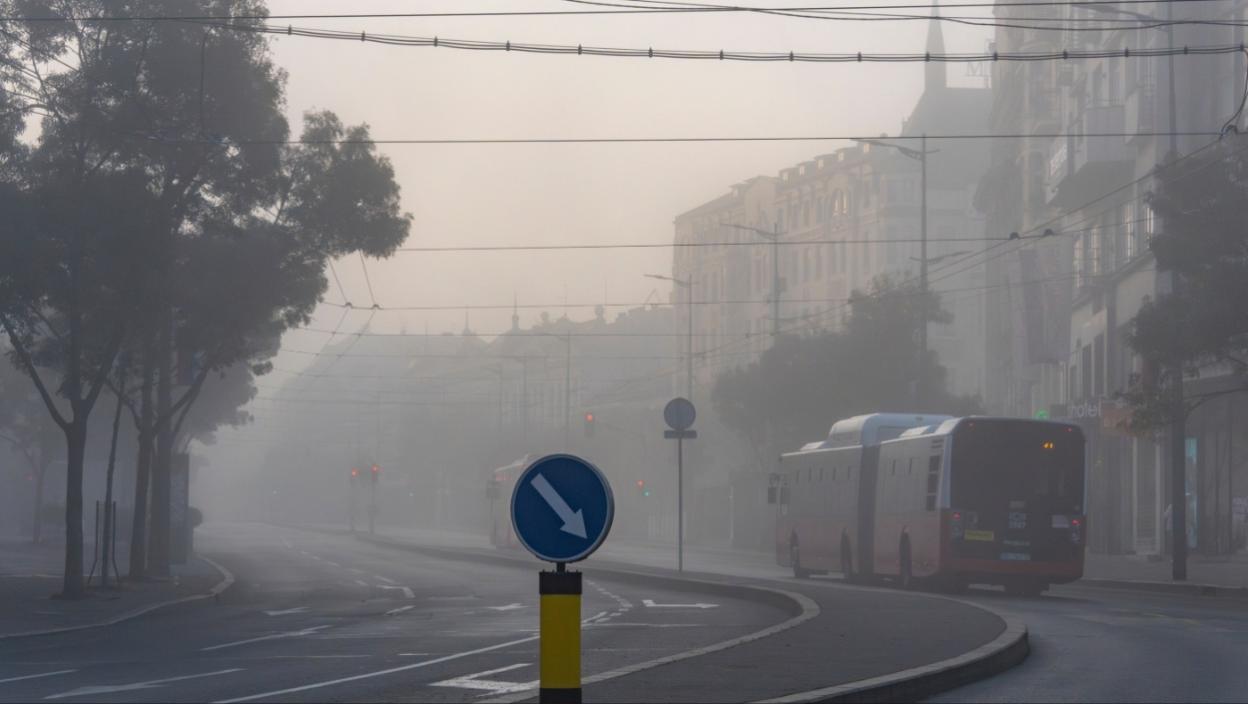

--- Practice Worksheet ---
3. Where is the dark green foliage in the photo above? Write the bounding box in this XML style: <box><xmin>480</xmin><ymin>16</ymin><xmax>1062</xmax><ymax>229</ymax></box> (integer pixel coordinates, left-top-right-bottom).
<box><xmin>1124</xmin><ymin>135</ymin><xmax>1248</xmax><ymax>431</ymax></box>
<box><xmin>712</xmin><ymin>276</ymin><xmax>981</xmax><ymax>461</ymax></box>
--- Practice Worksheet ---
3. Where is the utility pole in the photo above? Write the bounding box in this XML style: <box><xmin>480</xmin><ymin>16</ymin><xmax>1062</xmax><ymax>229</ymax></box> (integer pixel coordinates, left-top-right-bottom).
<box><xmin>564</xmin><ymin>334</ymin><xmax>571</xmax><ymax>448</ymax></box>
<box><xmin>1165</xmin><ymin>1</ymin><xmax>1187</xmax><ymax>582</ymax></box>
<box><xmin>645</xmin><ymin>273</ymin><xmax>694</xmax><ymax>401</ymax></box>
<box><xmin>854</xmin><ymin>137</ymin><xmax>937</xmax><ymax>409</ymax></box>
<box><xmin>919</xmin><ymin>133</ymin><xmax>929</xmax><ymax>409</ymax></box>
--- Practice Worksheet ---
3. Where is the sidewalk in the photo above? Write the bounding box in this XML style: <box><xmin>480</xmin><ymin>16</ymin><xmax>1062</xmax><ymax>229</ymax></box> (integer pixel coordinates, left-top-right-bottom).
<box><xmin>1083</xmin><ymin>551</ymin><xmax>1248</xmax><ymax>591</ymax></box>
<box><xmin>0</xmin><ymin>538</ymin><xmax>227</xmax><ymax>638</ymax></box>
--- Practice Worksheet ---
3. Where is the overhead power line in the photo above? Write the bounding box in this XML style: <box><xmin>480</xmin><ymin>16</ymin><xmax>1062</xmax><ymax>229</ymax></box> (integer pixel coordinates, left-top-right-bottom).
<box><xmin>158</xmin><ymin>18</ymin><xmax>1248</xmax><ymax>66</ymax></box>
<box><xmin>126</xmin><ymin>129</ymin><xmax>1226</xmax><ymax>147</ymax></box>
<box><xmin>2</xmin><ymin>0</ymin><xmax>1231</xmax><ymax>21</ymax></box>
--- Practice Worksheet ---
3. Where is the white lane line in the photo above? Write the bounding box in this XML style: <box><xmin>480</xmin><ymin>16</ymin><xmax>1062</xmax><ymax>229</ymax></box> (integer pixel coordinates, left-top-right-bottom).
<box><xmin>378</xmin><ymin>585</ymin><xmax>415</xmax><ymax>599</ymax></box>
<box><xmin>0</xmin><ymin>670</ymin><xmax>77</xmax><ymax>685</ymax></box>
<box><xmin>298</xmin><ymin>550</ymin><xmax>311</xmax><ymax>557</ymax></box>
<box><xmin>201</xmin><ymin>625</ymin><xmax>331</xmax><ymax>652</ymax></box>
<box><xmin>353</xmin><ymin>580</ymin><xmax>369</xmax><ymax>587</ymax></box>
<box><xmin>262</xmin><ymin>607</ymin><xmax>309</xmax><ymax>617</ymax></box>
<box><xmin>587</xmin><ymin>581</ymin><xmax>634</xmax><ymax>610</ymax></box>
<box><xmin>486</xmin><ymin>603</ymin><xmax>526</xmax><ymax>612</ymax></box>
<box><xmin>385</xmin><ymin>606</ymin><xmax>415</xmax><ymax>616</ymax></box>
<box><xmin>45</xmin><ymin>669</ymin><xmax>243</xmax><ymax>700</ymax></box>
<box><xmin>582</xmin><ymin>611</ymin><xmax>609</xmax><ymax>625</ymax></box>
<box><xmin>431</xmin><ymin>663</ymin><xmax>537</xmax><ymax>694</ymax></box>
<box><xmin>374</xmin><ymin>575</ymin><xmax>397</xmax><ymax>585</ymax></box>
<box><xmin>324</xmin><ymin>561</ymin><xmax>340</xmax><ymax>567</ymax></box>
<box><xmin>280</xmin><ymin>537</ymin><xmax>293</xmax><ymax>550</ymax></box>
<box><xmin>213</xmin><ymin>634</ymin><xmax>540</xmax><ymax>703</ymax></box>
<box><xmin>641</xmin><ymin>599</ymin><xmax>718</xmax><ymax>609</ymax></box>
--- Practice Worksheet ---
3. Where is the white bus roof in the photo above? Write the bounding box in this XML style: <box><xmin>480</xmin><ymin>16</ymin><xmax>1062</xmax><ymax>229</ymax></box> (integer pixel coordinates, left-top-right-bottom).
<box><xmin>825</xmin><ymin>413</ymin><xmax>954</xmax><ymax>448</ymax></box>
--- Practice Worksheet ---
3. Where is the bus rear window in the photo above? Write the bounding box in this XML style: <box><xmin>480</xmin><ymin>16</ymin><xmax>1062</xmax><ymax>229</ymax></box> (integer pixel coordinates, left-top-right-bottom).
<box><xmin>950</xmin><ymin>421</ymin><xmax>1084</xmax><ymax>513</ymax></box>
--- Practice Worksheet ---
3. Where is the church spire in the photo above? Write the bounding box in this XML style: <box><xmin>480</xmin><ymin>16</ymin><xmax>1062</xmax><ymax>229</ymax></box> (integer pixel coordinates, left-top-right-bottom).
<box><xmin>925</xmin><ymin>1</ymin><xmax>946</xmax><ymax>91</ymax></box>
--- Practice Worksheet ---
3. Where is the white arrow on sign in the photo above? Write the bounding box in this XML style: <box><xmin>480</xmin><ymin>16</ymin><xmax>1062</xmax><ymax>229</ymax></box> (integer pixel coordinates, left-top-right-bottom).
<box><xmin>530</xmin><ymin>473</ymin><xmax>587</xmax><ymax>539</ymax></box>
<box><xmin>641</xmin><ymin>599</ymin><xmax>719</xmax><ymax>609</ymax></box>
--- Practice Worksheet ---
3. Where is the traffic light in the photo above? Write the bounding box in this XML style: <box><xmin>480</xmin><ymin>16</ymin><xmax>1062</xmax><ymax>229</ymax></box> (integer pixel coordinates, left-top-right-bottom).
<box><xmin>636</xmin><ymin>479</ymin><xmax>650</xmax><ymax>498</ymax></box>
<box><xmin>350</xmin><ymin>467</ymin><xmax>360</xmax><ymax>483</ymax></box>
<box><xmin>370</xmin><ymin>464</ymin><xmax>381</xmax><ymax>483</ymax></box>
<box><xmin>583</xmin><ymin>412</ymin><xmax>595</xmax><ymax>437</ymax></box>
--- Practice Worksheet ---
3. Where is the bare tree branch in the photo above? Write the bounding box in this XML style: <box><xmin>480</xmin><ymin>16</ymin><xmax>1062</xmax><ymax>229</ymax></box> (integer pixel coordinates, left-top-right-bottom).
<box><xmin>0</xmin><ymin>314</ymin><xmax>69</xmax><ymax>431</ymax></box>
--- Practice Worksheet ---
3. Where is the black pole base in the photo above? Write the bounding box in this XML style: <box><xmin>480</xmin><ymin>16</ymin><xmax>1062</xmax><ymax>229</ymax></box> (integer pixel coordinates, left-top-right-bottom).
<box><xmin>539</xmin><ymin>687</ymin><xmax>583</xmax><ymax>704</ymax></box>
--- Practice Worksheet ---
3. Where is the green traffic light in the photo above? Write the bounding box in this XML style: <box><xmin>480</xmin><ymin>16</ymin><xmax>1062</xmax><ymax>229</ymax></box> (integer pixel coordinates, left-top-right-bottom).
<box><xmin>643</xmin><ymin>489</ymin><xmax>651</xmax><ymax>497</ymax></box>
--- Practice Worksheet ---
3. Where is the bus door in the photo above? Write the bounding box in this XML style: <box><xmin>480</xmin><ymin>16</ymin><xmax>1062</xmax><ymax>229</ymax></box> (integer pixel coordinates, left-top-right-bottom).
<box><xmin>856</xmin><ymin>446</ymin><xmax>881</xmax><ymax>575</ymax></box>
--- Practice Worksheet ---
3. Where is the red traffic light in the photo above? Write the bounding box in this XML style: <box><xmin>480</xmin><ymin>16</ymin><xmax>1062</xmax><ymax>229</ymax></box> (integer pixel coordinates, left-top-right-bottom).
<box><xmin>371</xmin><ymin>464</ymin><xmax>380</xmax><ymax>474</ymax></box>
<box><xmin>350</xmin><ymin>467</ymin><xmax>360</xmax><ymax>478</ymax></box>
<box><xmin>636</xmin><ymin>479</ymin><xmax>645</xmax><ymax>489</ymax></box>
<box><xmin>585</xmin><ymin>412</ymin><xmax>594</xmax><ymax>423</ymax></box>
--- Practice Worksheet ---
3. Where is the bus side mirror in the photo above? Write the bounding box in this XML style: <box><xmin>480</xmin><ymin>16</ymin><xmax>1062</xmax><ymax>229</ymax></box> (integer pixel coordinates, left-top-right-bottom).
<box><xmin>767</xmin><ymin>487</ymin><xmax>778</xmax><ymax>504</ymax></box>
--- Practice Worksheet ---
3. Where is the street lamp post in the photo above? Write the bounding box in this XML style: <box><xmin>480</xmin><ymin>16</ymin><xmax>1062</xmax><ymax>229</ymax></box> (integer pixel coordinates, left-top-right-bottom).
<box><xmin>855</xmin><ymin>136</ymin><xmax>938</xmax><ymax>408</ymax></box>
<box><xmin>726</xmin><ymin>222</ymin><xmax>783</xmax><ymax>337</ymax></box>
<box><xmin>645</xmin><ymin>273</ymin><xmax>694</xmax><ymax>401</ymax></box>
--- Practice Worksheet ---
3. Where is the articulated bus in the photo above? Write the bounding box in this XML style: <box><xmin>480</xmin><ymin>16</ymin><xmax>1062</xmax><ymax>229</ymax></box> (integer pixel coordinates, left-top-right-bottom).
<box><xmin>487</xmin><ymin>456</ymin><xmax>531</xmax><ymax>549</ymax></box>
<box><xmin>775</xmin><ymin>414</ymin><xmax>1086</xmax><ymax>595</ymax></box>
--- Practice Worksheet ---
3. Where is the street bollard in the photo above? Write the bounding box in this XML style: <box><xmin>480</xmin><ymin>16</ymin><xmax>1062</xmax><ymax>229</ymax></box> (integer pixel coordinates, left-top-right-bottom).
<box><xmin>539</xmin><ymin>568</ymin><xmax>582</xmax><ymax>704</ymax></box>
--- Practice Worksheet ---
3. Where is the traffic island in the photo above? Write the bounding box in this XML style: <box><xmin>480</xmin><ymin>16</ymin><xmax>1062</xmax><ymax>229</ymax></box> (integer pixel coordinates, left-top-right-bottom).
<box><xmin>346</xmin><ymin>529</ymin><xmax>1024</xmax><ymax>703</ymax></box>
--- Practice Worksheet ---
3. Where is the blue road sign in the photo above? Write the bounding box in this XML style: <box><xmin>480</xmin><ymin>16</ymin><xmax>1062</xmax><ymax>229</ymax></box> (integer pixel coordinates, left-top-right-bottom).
<box><xmin>511</xmin><ymin>454</ymin><xmax>614</xmax><ymax>564</ymax></box>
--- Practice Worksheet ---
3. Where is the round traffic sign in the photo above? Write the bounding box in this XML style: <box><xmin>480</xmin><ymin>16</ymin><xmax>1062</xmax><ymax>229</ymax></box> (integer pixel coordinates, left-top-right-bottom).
<box><xmin>663</xmin><ymin>397</ymin><xmax>696</xmax><ymax>432</ymax></box>
<box><xmin>510</xmin><ymin>454</ymin><xmax>614</xmax><ymax>564</ymax></box>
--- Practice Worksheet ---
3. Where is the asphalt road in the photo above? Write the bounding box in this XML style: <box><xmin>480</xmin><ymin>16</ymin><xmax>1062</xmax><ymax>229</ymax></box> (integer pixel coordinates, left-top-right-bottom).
<box><xmin>927</xmin><ymin>582</ymin><xmax>1248</xmax><ymax>702</ymax></box>
<box><xmin>0</xmin><ymin>523</ymin><xmax>787</xmax><ymax>703</ymax></box>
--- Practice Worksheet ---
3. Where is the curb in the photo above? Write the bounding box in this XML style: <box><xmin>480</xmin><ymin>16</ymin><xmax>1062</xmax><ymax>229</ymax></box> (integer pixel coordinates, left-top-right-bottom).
<box><xmin>0</xmin><ymin>553</ymin><xmax>236</xmax><ymax>640</ymax></box>
<box><xmin>756</xmin><ymin>616</ymin><xmax>1027</xmax><ymax>703</ymax></box>
<box><xmin>1075</xmin><ymin>577</ymin><xmax>1248</xmax><ymax>600</ymax></box>
<box><xmin>351</xmin><ymin>530</ymin><xmax>1022</xmax><ymax>704</ymax></box>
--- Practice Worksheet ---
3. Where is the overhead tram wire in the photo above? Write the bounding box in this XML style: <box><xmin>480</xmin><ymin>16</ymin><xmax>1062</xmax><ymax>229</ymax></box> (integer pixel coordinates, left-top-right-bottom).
<box><xmin>115</xmin><ymin>17</ymin><xmax>1248</xmax><ymax>67</ymax></box>
<box><xmin>6</xmin><ymin>0</ymin><xmax>1236</xmax><ymax>22</ymax></box>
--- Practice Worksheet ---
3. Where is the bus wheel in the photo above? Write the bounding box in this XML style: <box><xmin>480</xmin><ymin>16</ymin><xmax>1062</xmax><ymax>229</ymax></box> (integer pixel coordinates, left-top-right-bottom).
<box><xmin>790</xmin><ymin>542</ymin><xmax>809</xmax><ymax>579</ymax></box>
<box><xmin>840</xmin><ymin>537</ymin><xmax>854</xmax><ymax>582</ymax></box>
<box><xmin>898</xmin><ymin>537</ymin><xmax>914</xmax><ymax>590</ymax></box>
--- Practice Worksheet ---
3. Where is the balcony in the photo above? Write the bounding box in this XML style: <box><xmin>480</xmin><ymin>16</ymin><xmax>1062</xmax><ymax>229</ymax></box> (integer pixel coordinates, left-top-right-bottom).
<box><xmin>1047</xmin><ymin>105</ymin><xmax>1133</xmax><ymax>207</ymax></box>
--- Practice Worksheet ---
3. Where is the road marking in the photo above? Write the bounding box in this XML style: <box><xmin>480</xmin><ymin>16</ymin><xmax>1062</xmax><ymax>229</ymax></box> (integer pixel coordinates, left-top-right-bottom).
<box><xmin>349</xmin><ymin>568</ymin><xmax>366</xmax><ymax>575</ymax></box>
<box><xmin>582</xmin><ymin>611</ymin><xmax>609</xmax><ymax>625</ymax></box>
<box><xmin>587</xmin><ymin>581</ymin><xmax>634</xmax><ymax>610</ymax></box>
<box><xmin>353</xmin><ymin>579</ymin><xmax>369</xmax><ymax>587</ymax></box>
<box><xmin>0</xmin><ymin>670</ymin><xmax>76</xmax><ymax>685</ymax></box>
<box><xmin>262</xmin><ymin>607</ymin><xmax>309</xmax><ymax>617</ymax></box>
<box><xmin>385</xmin><ymin>606</ymin><xmax>415</xmax><ymax>616</ymax></box>
<box><xmin>431</xmin><ymin>663</ymin><xmax>537</xmax><ymax>694</ymax></box>
<box><xmin>486</xmin><ymin>603</ymin><xmax>526</xmax><ymax>612</ymax></box>
<box><xmin>374</xmin><ymin>575</ymin><xmax>397</xmax><ymax>585</ymax></box>
<box><xmin>641</xmin><ymin>599</ymin><xmax>718</xmax><ymax>609</ymax></box>
<box><xmin>324</xmin><ymin>561</ymin><xmax>340</xmax><ymax>567</ymax></box>
<box><xmin>45</xmin><ymin>669</ymin><xmax>243</xmax><ymax>700</ymax></box>
<box><xmin>378</xmin><ymin>585</ymin><xmax>415</xmax><ymax>599</ymax></box>
<box><xmin>213</xmin><ymin>634</ymin><xmax>540</xmax><ymax>703</ymax></box>
<box><xmin>280</xmin><ymin>537</ymin><xmax>293</xmax><ymax>549</ymax></box>
<box><xmin>201</xmin><ymin>625</ymin><xmax>331</xmax><ymax>652</ymax></box>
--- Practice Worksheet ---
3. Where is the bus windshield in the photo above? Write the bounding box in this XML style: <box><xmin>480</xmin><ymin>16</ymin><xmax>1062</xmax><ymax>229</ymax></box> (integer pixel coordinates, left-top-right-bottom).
<box><xmin>950</xmin><ymin>420</ymin><xmax>1085</xmax><ymax>515</ymax></box>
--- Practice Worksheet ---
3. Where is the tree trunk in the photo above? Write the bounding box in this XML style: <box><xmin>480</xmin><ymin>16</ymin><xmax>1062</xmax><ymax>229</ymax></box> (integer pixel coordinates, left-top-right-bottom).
<box><xmin>32</xmin><ymin>459</ymin><xmax>46</xmax><ymax>545</ymax></box>
<box><xmin>149</xmin><ymin>310</ymin><xmax>173</xmax><ymax>577</ymax></box>
<box><xmin>61</xmin><ymin>421</ymin><xmax>88</xmax><ymax>599</ymax></box>
<box><xmin>128</xmin><ymin>349</ymin><xmax>156</xmax><ymax>580</ymax></box>
<box><xmin>101</xmin><ymin>375</ymin><xmax>127</xmax><ymax>588</ymax></box>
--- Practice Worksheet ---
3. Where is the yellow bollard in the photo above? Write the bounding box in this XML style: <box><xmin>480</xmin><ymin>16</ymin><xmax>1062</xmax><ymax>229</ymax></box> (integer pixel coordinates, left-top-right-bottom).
<box><xmin>539</xmin><ymin>568</ymin><xmax>582</xmax><ymax>704</ymax></box>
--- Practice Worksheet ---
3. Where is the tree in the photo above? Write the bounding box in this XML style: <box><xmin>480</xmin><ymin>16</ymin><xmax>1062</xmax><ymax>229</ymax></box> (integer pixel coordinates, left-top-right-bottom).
<box><xmin>712</xmin><ymin>276</ymin><xmax>981</xmax><ymax>463</ymax></box>
<box><xmin>1123</xmin><ymin>136</ymin><xmax>1248</xmax><ymax>577</ymax></box>
<box><xmin>1125</xmin><ymin>135</ymin><xmax>1248</xmax><ymax>431</ymax></box>
<box><xmin>0</xmin><ymin>357</ymin><xmax>60</xmax><ymax>542</ymax></box>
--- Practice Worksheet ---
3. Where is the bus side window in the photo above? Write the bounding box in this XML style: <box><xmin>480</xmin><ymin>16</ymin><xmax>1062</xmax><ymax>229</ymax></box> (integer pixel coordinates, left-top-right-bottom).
<box><xmin>925</xmin><ymin>455</ymin><xmax>942</xmax><ymax>511</ymax></box>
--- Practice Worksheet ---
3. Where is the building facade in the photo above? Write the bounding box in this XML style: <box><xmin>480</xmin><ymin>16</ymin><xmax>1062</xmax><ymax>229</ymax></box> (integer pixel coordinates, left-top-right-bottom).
<box><xmin>983</xmin><ymin>0</ymin><xmax>1248</xmax><ymax>555</ymax></box>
